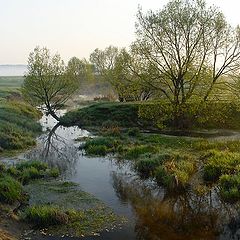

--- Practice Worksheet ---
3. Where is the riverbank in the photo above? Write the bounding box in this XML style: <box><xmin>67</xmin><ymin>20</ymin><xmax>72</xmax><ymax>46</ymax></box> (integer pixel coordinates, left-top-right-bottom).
<box><xmin>0</xmin><ymin>89</ymin><xmax>42</xmax><ymax>157</ymax></box>
<box><xmin>0</xmin><ymin>160</ymin><xmax>123</xmax><ymax>239</ymax></box>
<box><xmin>0</xmin><ymin>96</ymin><xmax>125</xmax><ymax>239</ymax></box>
<box><xmin>62</xmin><ymin>102</ymin><xmax>240</xmax><ymax>203</ymax></box>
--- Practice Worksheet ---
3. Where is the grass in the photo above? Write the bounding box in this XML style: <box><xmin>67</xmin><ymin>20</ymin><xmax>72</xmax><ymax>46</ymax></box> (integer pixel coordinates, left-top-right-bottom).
<box><xmin>81</xmin><ymin>128</ymin><xmax>240</xmax><ymax>197</ymax></box>
<box><xmin>0</xmin><ymin>76</ymin><xmax>24</xmax><ymax>89</ymax></box>
<box><xmin>0</xmin><ymin>175</ymin><xmax>23</xmax><ymax>204</ymax></box>
<box><xmin>0</xmin><ymin>97</ymin><xmax>42</xmax><ymax>155</ymax></box>
<box><xmin>219</xmin><ymin>174</ymin><xmax>240</xmax><ymax>202</ymax></box>
<box><xmin>203</xmin><ymin>150</ymin><xmax>240</xmax><ymax>182</ymax></box>
<box><xmin>23</xmin><ymin>205</ymin><xmax>69</xmax><ymax>227</ymax></box>
<box><xmin>60</xmin><ymin>102</ymin><xmax>143</xmax><ymax>127</ymax></box>
<box><xmin>23</xmin><ymin>180</ymin><xmax>123</xmax><ymax>237</ymax></box>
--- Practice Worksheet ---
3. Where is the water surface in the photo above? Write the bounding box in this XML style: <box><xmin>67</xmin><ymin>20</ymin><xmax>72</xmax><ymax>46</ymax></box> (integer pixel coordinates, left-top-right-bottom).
<box><xmin>13</xmin><ymin>113</ymin><xmax>240</xmax><ymax>240</ymax></box>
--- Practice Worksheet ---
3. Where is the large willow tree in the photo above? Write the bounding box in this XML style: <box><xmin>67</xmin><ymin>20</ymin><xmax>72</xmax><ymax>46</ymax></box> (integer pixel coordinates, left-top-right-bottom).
<box><xmin>22</xmin><ymin>47</ymin><xmax>79</xmax><ymax>121</ymax></box>
<box><xmin>133</xmin><ymin>0</ymin><xmax>240</xmax><ymax>123</ymax></box>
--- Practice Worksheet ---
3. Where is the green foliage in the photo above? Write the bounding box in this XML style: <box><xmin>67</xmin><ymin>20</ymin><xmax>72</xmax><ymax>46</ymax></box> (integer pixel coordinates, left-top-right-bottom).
<box><xmin>83</xmin><ymin>137</ymin><xmax>120</xmax><ymax>156</ymax></box>
<box><xmin>135</xmin><ymin>153</ymin><xmax>171</xmax><ymax>177</ymax></box>
<box><xmin>0</xmin><ymin>175</ymin><xmax>23</xmax><ymax>203</ymax></box>
<box><xmin>154</xmin><ymin>153</ymin><xmax>195</xmax><ymax>188</ymax></box>
<box><xmin>85</xmin><ymin>145</ymin><xmax>108</xmax><ymax>156</ymax></box>
<box><xmin>15</xmin><ymin>161</ymin><xmax>59</xmax><ymax>184</ymax></box>
<box><xmin>139</xmin><ymin>101</ymin><xmax>240</xmax><ymax>130</ymax></box>
<box><xmin>124</xmin><ymin>145</ymin><xmax>157</xmax><ymax>160</ymax></box>
<box><xmin>22</xmin><ymin>46</ymin><xmax>79</xmax><ymax>120</ymax></box>
<box><xmin>21</xmin><ymin>167</ymin><xmax>43</xmax><ymax>184</ymax></box>
<box><xmin>47</xmin><ymin>168</ymin><xmax>60</xmax><ymax>178</ymax></box>
<box><xmin>16</xmin><ymin>160</ymin><xmax>48</xmax><ymax>171</ymax></box>
<box><xmin>219</xmin><ymin>174</ymin><xmax>240</xmax><ymax>202</ymax></box>
<box><xmin>0</xmin><ymin>99</ymin><xmax>42</xmax><ymax>153</ymax></box>
<box><xmin>23</xmin><ymin>205</ymin><xmax>69</xmax><ymax>227</ymax></box>
<box><xmin>0</xmin><ymin>161</ymin><xmax>60</xmax><ymax>204</ymax></box>
<box><xmin>155</xmin><ymin>166</ymin><xmax>175</xmax><ymax>188</ymax></box>
<box><xmin>60</xmin><ymin>102</ymin><xmax>142</xmax><ymax>127</ymax></box>
<box><xmin>0</xmin><ymin>76</ymin><xmax>24</xmax><ymax>89</ymax></box>
<box><xmin>203</xmin><ymin>151</ymin><xmax>240</xmax><ymax>182</ymax></box>
<box><xmin>127</xmin><ymin>127</ymin><xmax>140</xmax><ymax>137</ymax></box>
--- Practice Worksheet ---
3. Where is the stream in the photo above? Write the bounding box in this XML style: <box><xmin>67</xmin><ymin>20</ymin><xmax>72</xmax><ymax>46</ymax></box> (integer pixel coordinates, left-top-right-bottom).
<box><xmin>5</xmin><ymin>111</ymin><xmax>240</xmax><ymax>240</ymax></box>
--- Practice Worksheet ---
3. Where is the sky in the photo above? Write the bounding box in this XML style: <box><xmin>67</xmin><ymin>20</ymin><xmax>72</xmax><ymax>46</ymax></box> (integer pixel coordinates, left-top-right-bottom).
<box><xmin>0</xmin><ymin>0</ymin><xmax>240</xmax><ymax>64</ymax></box>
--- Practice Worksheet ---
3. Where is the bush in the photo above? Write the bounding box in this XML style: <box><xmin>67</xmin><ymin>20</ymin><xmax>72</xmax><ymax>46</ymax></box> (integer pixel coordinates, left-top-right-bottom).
<box><xmin>203</xmin><ymin>151</ymin><xmax>240</xmax><ymax>182</ymax></box>
<box><xmin>219</xmin><ymin>174</ymin><xmax>240</xmax><ymax>202</ymax></box>
<box><xmin>127</xmin><ymin>127</ymin><xmax>140</xmax><ymax>137</ymax></box>
<box><xmin>47</xmin><ymin>168</ymin><xmax>60</xmax><ymax>178</ymax></box>
<box><xmin>21</xmin><ymin>167</ymin><xmax>42</xmax><ymax>184</ymax></box>
<box><xmin>16</xmin><ymin>161</ymin><xmax>48</xmax><ymax>171</ymax></box>
<box><xmin>155</xmin><ymin>166</ymin><xmax>175</xmax><ymax>187</ymax></box>
<box><xmin>0</xmin><ymin>175</ymin><xmax>23</xmax><ymax>203</ymax></box>
<box><xmin>154</xmin><ymin>153</ymin><xmax>195</xmax><ymax>188</ymax></box>
<box><xmin>23</xmin><ymin>205</ymin><xmax>69</xmax><ymax>227</ymax></box>
<box><xmin>135</xmin><ymin>154</ymin><xmax>171</xmax><ymax>177</ymax></box>
<box><xmin>83</xmin><ymin>137</ymin><xmax>121</xmax><ymax>156</ymax></box>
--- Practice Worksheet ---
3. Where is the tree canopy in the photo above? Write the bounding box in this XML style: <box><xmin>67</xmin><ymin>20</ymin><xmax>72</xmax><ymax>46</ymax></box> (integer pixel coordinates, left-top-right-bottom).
<box><xmin>22</xmin><ymin>47</ymin><xmax>79</xmax><ymax>121</ymax></box>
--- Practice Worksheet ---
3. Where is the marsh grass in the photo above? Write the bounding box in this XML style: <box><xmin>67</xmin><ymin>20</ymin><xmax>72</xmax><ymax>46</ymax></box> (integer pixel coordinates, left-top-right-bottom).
<box><xmin>0</xmin><ymin>175</ymin><xmax>23</xmax><ymax>204</ymax></box>
<box><xmin>0</xmin><ymin>99</ymin><xmax>42</xmax><ymax>153</ymax></box>
<box><xmin>219</xmin><ymin>174</ymin><xmax>240</xmax><ymax>202</ymax></box>
<box><xmin>23</xmin><ymin>205</ymin><xmax>69</xmax><ymax>227</ymax></box>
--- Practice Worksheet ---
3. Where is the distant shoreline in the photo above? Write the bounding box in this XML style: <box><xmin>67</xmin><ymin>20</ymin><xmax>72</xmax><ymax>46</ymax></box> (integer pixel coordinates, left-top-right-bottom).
<box><xmin>0</xmin><ymin>65</ymin><xmax>27</xmax><ymax>76</ymax></box>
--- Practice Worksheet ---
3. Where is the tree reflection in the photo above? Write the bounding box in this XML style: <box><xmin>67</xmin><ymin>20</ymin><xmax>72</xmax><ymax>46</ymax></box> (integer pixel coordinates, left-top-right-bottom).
<box><xmin>111</xmin><ymin>172</ymin><xmax>240</xmax><ymax>240</ymax></box>
<box><xmin>24</xmin><ymin>123</ymin><xmax>80</xmax><ymax>177</ymax></box>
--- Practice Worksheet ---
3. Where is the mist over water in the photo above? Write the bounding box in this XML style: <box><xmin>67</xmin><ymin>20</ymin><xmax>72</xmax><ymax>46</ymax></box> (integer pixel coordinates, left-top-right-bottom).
<box><xmin>0</xmin><ymin>65</ymin><xmax>27</xmax><ymax>76</ymax></box>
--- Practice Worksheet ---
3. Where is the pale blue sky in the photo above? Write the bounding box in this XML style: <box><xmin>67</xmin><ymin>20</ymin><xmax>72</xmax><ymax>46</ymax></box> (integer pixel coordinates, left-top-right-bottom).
<box><xmin>0</xmin><ymin>0</ymin><xmax>239</xmax><ymax>64</ymax></box>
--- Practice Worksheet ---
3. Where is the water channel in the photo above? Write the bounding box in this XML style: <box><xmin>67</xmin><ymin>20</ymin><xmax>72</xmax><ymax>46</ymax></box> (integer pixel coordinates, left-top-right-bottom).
<box><xmin>6</xmin><ymin>112</ymin><xmax>240</xmax><ymax>240</ymax></box>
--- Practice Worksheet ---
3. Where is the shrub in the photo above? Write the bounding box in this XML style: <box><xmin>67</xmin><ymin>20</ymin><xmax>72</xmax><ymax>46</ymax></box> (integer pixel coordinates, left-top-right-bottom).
<box><xmin>16</xmin><ymin>161</ymin><xmax>48</xmax><ymax>171</ymax></box>
<box><xmin>154</xmin><ymin>153</ymin><xmax>195</xmax><ymax>188</ymax></box>
<box><xmin>47</xmin><ymin>168</ymin><xmax>60</xmax><ymax>178</ymax></box>
<box><xmin>83</xmin><ymin>137</ymin><xmax>121</xmax><ymax>156</ymax></box>
<box><xmin>0</xmin><ymin>175</ymin><xmax>23</xmax><ymax>203</ymax></box>
<box><xmin>219</xmin><ymin>174</ymin><xmax>240</xmax><ymax>202</ymax></box>
<box><xmin>203</xmin><ymin>151</ymin><xmax>240</xmax><ymax>182</ymax></box>
<box><xmin>155</xmin><ymin>166</ymin><xmax>175</xmax><ymax>187</ymax></box>
<box><xmin>85</xmin><ymin>145</ymin><xmax>108</xmax><ymax>156</ymax></box>
<box><xmin>21</xmin><ymin>167</ymin><xmax>42</xmax><ymax>184</ymax></box>
<box><xmin>23</xmin><ymin>205</ymin><xmax>69</xmax><ymax>227</ymax></box>
<box><xmin>135</xmin><ymin>153</ymin><xmax>171</xmax><ymax>177</ymax></box>
<box><xmin>127</xmin><ymin>127</ymin><xmax>140</xmax><ymax>137</ymax></box>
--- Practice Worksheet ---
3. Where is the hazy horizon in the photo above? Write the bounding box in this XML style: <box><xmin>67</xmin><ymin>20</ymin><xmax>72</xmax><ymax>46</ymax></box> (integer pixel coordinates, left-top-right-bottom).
<box><xmin>1</xmin><ymin>0</ymin><xmax>240</xmax><ymax>65</ymax></box>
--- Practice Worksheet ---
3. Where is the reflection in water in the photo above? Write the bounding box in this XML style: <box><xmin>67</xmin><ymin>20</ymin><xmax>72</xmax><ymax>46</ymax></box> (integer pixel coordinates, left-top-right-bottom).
<box><xmin>24</xmin><ymin>113</ymin><xmax>89</xmax><ymax>177</ymax></box>
<box><xmin>21</xmin><ymin>113</ymin><xmax>240</xmax><ymax>240</ymax></box>
<box><xmin>111</xmin><ymin>172</ymin><xmax>240</xmax><ymax>240</ymax></box>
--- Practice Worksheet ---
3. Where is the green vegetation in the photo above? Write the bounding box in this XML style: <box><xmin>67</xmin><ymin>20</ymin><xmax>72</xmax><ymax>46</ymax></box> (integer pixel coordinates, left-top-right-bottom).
<box><xmin>23</xmin><ymin>205</ymin><xmax>69</xmax><ymax>227</ymax></box>
<box><xmin>22</xmin><ymin>47</ymin><xmax>80</xmax><ymax>121</ymax></box>
<box><xmin>64</xmin><ymin>103</ymin><xmax>240</xmax><ymax>199</ymax></box>
<box><xmin>219</xmin><ymin>174</ymin><xmax>240</xmax><ymax>202</ymax></box>
<box><xmin>23</xmin><ymin>180</ymin><xmax>122</xmax><ymax>237</ymax></box>
<box><xmin>0</xmin><ymin>176</ymin><xmax>23</xmax><ymax>204</ymax></box>
<box><xmin>0</xmin><ymin>76</ymin><xmax>24</xmax><ymax>90</ymax></box>
<box><xmin>0</xmin><ymin>161</ymin><xmax>59</xmax><ymax>205</ymax></box>
<box><xmin>0</xmin><ymin>161</ymin><xmax>122</xmax><ymax>238</ymax></box>
<box><xmin>0</xmin><ymin>88</ymin><xmax>42</xmax><ymax>155</ymax></box>
<box><xmin>60</xmin><ymin>102</ymin><xmax>141</xmax><ymax>127</ymax></box>
<box><xmin>203</xmin><ymin>151</ymin><xmax>240</xmax><ymax>182</ymax></box>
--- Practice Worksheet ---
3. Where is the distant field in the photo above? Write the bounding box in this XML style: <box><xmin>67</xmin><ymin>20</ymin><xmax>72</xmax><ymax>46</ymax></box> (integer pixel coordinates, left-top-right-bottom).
<box><xmin>0</xmin><ymin>76</ymin><xmax>24</xmax><ymax>89</ymax></box>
